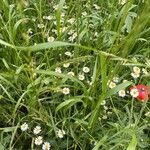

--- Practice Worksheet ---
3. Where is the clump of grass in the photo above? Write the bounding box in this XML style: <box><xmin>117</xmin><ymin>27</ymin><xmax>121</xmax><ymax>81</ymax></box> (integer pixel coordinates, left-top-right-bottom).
<box><xmin>0</xmin><ymin>0</ymin><xmax>150</xmax><ymax>149</ymax></box>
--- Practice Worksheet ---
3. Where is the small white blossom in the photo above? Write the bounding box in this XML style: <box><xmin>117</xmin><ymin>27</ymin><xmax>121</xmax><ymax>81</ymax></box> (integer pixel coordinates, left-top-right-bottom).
<box><xmin>43</xmin><ymin>16</ymin><xmax>47</xmax><ymax>19</ymax></box>
<box><xmin>78</xmin><ymin>74</ymin><xmax>85</xmax><ymax>81</ymax></box>
<box><xmin>47</xmin><ymin>15</ymin><xmax>53</xmax><ymax>20</ymax></box>
<box><xmin>63</xmin><ymin>63</ymin><xmax>70</xmax><ymax>68</ymax></box>
<box><xmin>53</xmin><ymin>5</ymin><xmax>58</xmax><ymax>10</ymax></box>
<box><xmin>47</xmin><ymin>36</ymin><xmax>55</xmax><ymax>42</ymax></box>
<box><xmin>62</xmin><ymin>87</ymin><xmax>70</xmax><ymax>95</ymax></box>
<box><xmin>123</xmin><ymin>80</ymin><xmax>128</xmax><ymax>83</ymax></box>
<box><xmin>33</xmin><ymin>126</ymin><xmax>41</xmax><ymax>135</ymax></box>
<box><xmin>118</xmin><ymin>90</ymin><xmax>126</xmax><ymax>97</ymax></box>
<box><xmin>133</xmin><ymin>66</ymin><xmax>140</xmax><ymax>74</ymax></box>
<box><xmin>27</xmin><ymin>28</ymin><xmax>33</xmax><ymax>35</ymax></box>
<box><xmin>9</xmin><ymin>4</ymin><xmax>15</xmax><ymax>8</ymax></box>
<box><xmin>102</xmin><ymin>115</ymin><xmax>107</xmax><ymax>119</ymax></box>
<box><xmin>34</xmin><ymin>136</ymin><xmax>43</xmax><ymax>145</ymax></box>
<box><xmin>87</xmin><ymin>80</ymin><xmax>92</xmax><ymax>85</ymax></box>
<box><xmin>67</xmin><ymin>71</ymin><xmax>75</xmax><ymax>76</ymax></box>
<box><xmin>43</xmin><ymin>15</ymin><xmax>53</xmax><ymax>20</ymax></box>
<box><xmin>55</xmin><ymin>67</ymin><xmax>62</xmax><ymax>73</ymax></box>
<box><xmin>63</xmin><ymin>5</ymin><xmax>68</xmax><ymax>9</ymax></box>
<box><xmin>104</xmin><ymin>106</ymin><xmax>108</xmax><ymax>110</ymax></box>
<box><xmin>68</xmin><ymin>18</ymin><xmax>75</xmax><ymax>24</ymax></box>
<box><xmin>82</xmin><ymin>12</ymin><xmax>87</xmax><ymax>16</ymax></box>
<box><xmin>38</xmin><ymin>24</ymin><xmax>44</xmax><ymax>29</ymax></box>
<box><xmin>56</xmin><ymin>129</ymin><xmax>66</xmax><ymax>138</ymax></box>
<box><xmin>42</xmin><ymin>142</ymin><xmax>51</xmax><ymax>150</ymax></box>
<box><xmin>83</xmin><ymin>67</ymin><xmax>90</xmax><ymax>73</ymax></box>
<box><xmin>108</xmin><ymin>81</ymin><xmax>116</xmax><ymax>89</ymax></box>
<box><xmin>68</xmin><ymin>32</ymin><xmax>77</xmax><ymax>42</ymax></box>
<box><xmin>130</xmin><ymin>88</ymin><xmax>139</xmax><ymax>98</ymax></box>
<box><xmin>131</xmin><ymin>72</ymin><xmax>140</xmax><ymax>78</ymax></box>
<box><xmin>52</xmin><ymin>29</ymin><xmax>57</xmax><ymax>34</ymax></box>
<box><xmin>145</xmin><ymin>112</ymin><xmax>150</xmax><ymax>117</ymax></box>
<box><xmin>101</xmin><ymin>100</ymin><xmax>106</xmax><ymax>105</ymax></box>
<box><xmin>65</xmin><ymin>51</ymin><xmax>72</xmax><ymax>57</ymax></box>
<box><xmin>21</xmin><ymin>122</ymin><xmax>28</xmax><ymax>131</ymax></box>
<box><xmin>119</xmin><ymin>0</ymin><xmax>126</xmax><ymax>5</ymax></box>
<box><xmin>68</xmin><ymin>29</ymin><xmax>74</xmax><ymax>35</ymax></box>
<box><xmin>61</xmin><ymin>27</ymin><xmax>67</xmax><ymax>32</ymax></box>
<box><xmin>94</xmin><ymin>32</ymin><xmax>98</xmax><ymax>37</ymax></box>
<box><xmin>142</xmin><ymin>68</ymin><xmax>148</xmax><ymax>75</ymax></box>
<box><xmin>93</xmin><ymin>4</ymin><xmax>100</xmax><ymax>10</ymax></box>
<box><xmin>113</xmin><ymin>77</ymin><xmax>119</xmax><ymax>83</ymax></box>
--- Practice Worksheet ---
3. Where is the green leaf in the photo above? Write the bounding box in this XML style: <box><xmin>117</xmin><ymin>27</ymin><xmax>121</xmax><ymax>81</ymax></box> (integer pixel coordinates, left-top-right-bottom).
<box><xmin>56</xmin><ymin>98</ymin><xmax>84</xmax><ymax>112</ymax></box>
<box><xmin>0</xmin><ymin>143</ymin><xmax>4</xmax><ymax>150</ymax></box>
<box><xmin>13</xmin><ymin>18</ymin><xmax>29</xmax><ymax>38</ymax></box>
<box><xmin>92</xmin><ymin>135</ymin><xmax>108</xmax><ymax>150</ymax></box>
<box><xmin>0</xmin><ymin>127</ymin><xmax>16</xmax><ymax>132</ymax></box>
<box><xmin>21</xmin><ymin>41</ymin><xmax>73</xmax><ymax>51</ymax></box>
<box><xmin>0</xmin><ymin>39</ymin><xmax>73</xmax><ymax>51</ymax></box>
<box><xmin>0</xmin><ymin>39</ymin><xmax>15</xmax><ymax>48</ymax></box>
<box><xmin>126</xmin><ymin>134</ymin><xmax>137</xmax><ymax>150</ymax></box>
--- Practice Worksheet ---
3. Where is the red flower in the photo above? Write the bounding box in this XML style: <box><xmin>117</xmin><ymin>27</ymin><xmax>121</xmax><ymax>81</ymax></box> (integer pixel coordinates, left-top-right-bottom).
<box><xmin>132</xmin><ymin>84</ymin><xmax>149</xmax><ymax>102</ymax></box>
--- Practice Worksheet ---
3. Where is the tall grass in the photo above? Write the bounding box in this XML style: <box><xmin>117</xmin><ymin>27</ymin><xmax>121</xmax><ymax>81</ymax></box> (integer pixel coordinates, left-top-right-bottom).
<box><xmin>0</xmin><ymin>0</ymin><xmax>150</xmax><ymax>149</ymax></box>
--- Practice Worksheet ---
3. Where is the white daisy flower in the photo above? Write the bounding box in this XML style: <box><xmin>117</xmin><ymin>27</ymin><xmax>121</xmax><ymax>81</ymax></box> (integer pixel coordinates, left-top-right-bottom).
<box><xmin>83</xmin><ymin>67</ymin><xmax>90</xmax><ymax>73</ymax></box>
<box><xmin>131</xmin><ymin>72</ymin><xmax>140</xmax><ymax>78</ymax></box>
<box><xmin>78</xmin><ymin>74</ymin><xmax>85</xmax><ymax>81</ymax></box>
<box><xmin>34</xmin><ymin>136</ymin><xmax>43</xmax><ymax>145</ymax></box>
<box><xmin>33</xmin><ymin>126</ymin><xmax>41</xmax><ymax>135</ymax></box>
<box><xmin>42</xmin><ymin>142</ymin><xmax>51</xmax><ymax>150</ymax></box>
<box><xmin>21</xmin><ymin>122</ymin><xmax>28</xmax><ymax>131</ymax></box>
<box><xmin>62</xmin><ymin>87</ymin><xmax>70</xmax><ymax>95</ymax></box>
<box><xmin>133</xmin><ymin>66</ymin><xmax>140</xmax><ymax>74</ymax></box>
<box><xmin>65</xmin><ymin>51</ymin><xmax>72</xmax><ymax>57</ymax></box>
<box><xmin>55</xmin><ymin>67</ymin><xmax>62</xmax><ymax>73</ymax></box>
<box><xmin>108</xmin><ymin>81</ymin><xmax>116</xmax><ymax>89</ymax></box>
<box><xmin>118</xmin><ymin>90</ymin><xmax>126</xmax><ymax>97</ymax></box>
<box><xmin>130</xmin><ymin>88</ymin><xmax>139</xmax><ymax>98</ymax></box>
<box><xmin>47</xmin><ymin>36</ymin><xmax>55</xmax><ymax>42</ymax></box>
<box><xmin>63</xmin><ymin>63</ymin><xmax>70</xmax><ymax>68</ymax></box>
<box><xmin>56</xmin><ymin>129</ymin><xmax>66</xmax><ymax>138</ymax></box>
<box><xmin>67</xmin><ymin>71</ymin><xmax>75</xmax><ymax>76</ymax></box>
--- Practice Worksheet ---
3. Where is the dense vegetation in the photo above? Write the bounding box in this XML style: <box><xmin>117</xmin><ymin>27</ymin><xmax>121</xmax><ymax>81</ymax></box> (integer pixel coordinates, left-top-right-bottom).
<box><xmin>0</xmin><ymin>0</ymin><xmax>150</xmax><ymax>149</ymax></box>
